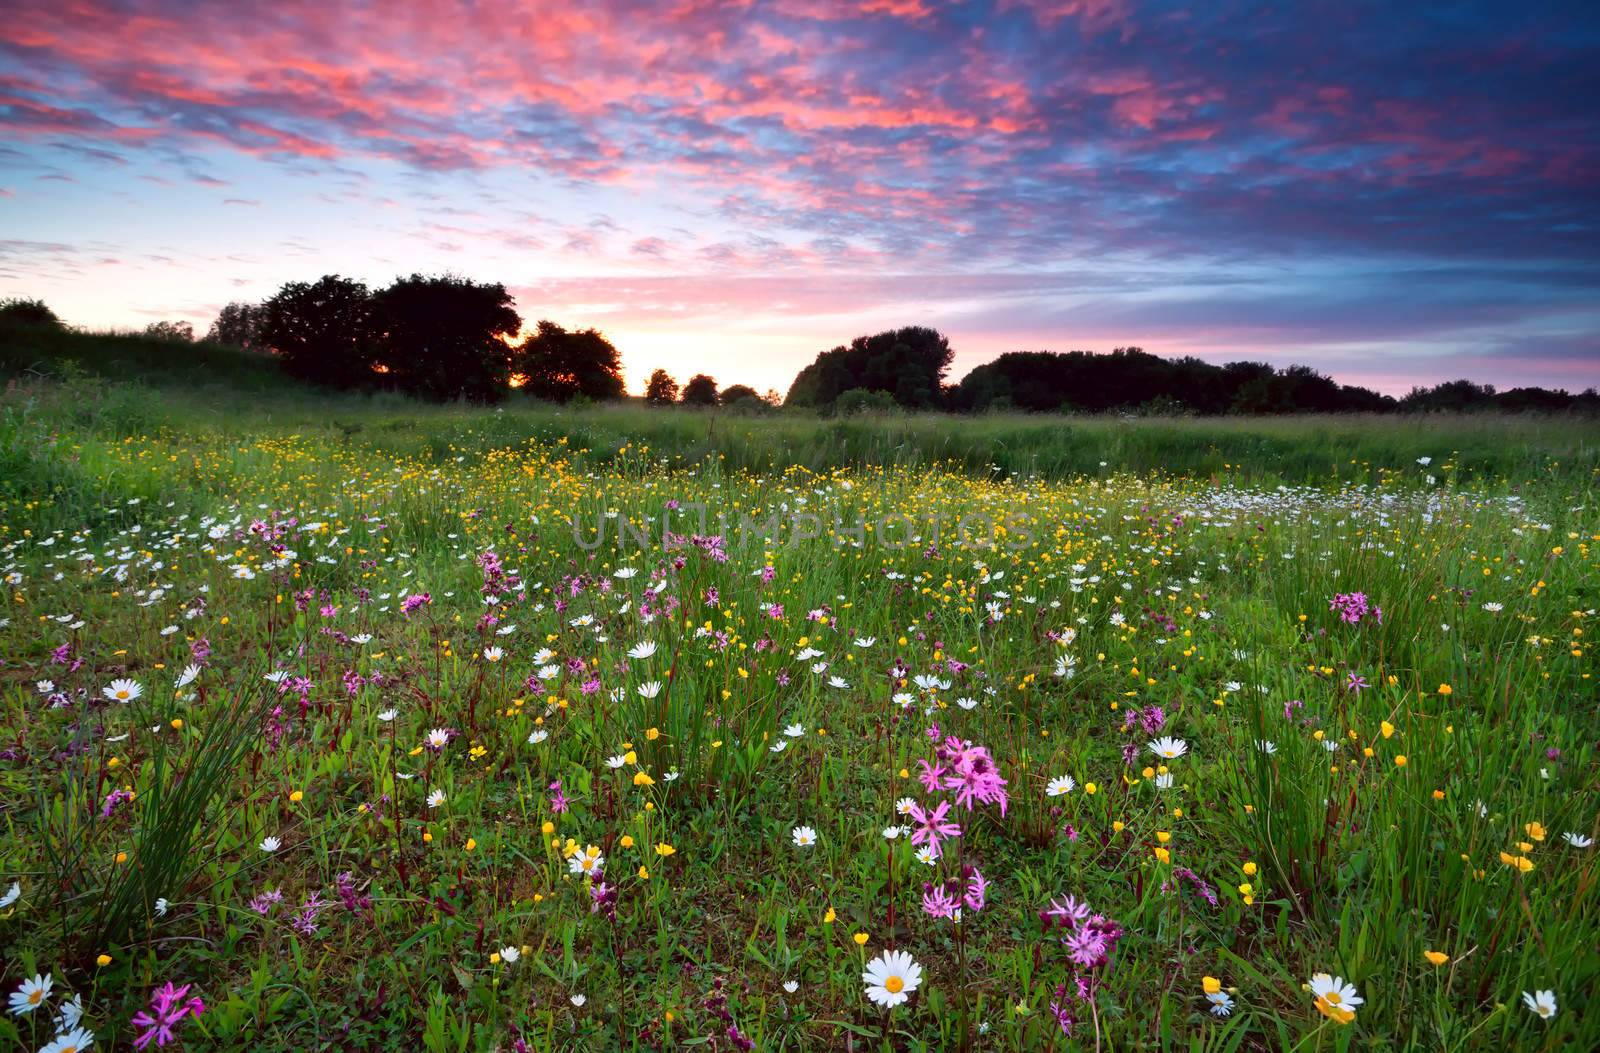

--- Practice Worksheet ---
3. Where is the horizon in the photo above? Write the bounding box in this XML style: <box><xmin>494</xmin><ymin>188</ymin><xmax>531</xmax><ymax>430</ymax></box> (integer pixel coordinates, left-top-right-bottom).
<box><xmin>2</xmin><ymin>2</ymin><xmax>1598</xmax><ymax>398</ymax></box>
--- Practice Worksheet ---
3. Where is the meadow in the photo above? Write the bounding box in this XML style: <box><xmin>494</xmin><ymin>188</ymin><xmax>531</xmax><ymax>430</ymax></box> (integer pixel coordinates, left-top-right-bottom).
<box><xmin>1</xmin><ymin>333</ymin><xmax>1598</xmax><ymax>1051</ymax></box>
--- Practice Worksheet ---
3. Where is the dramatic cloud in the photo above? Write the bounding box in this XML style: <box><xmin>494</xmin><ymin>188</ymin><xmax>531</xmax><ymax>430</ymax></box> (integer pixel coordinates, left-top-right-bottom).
<box><xmin>1</xmin><ymin>0</ymin><xmax>1596</xmax><ymax>393</ymax></box>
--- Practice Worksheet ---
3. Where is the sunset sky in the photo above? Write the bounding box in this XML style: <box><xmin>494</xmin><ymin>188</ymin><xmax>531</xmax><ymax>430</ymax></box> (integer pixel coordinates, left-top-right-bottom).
<box><xmin>2</xmin><ymin>0</ymin><xmax>1596</xmax><ymax>396</ymax></box>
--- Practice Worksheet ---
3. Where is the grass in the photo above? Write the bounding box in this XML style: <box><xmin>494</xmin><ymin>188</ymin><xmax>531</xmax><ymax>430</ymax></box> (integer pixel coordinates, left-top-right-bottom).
<box><xmin>0</xmin><ymin>326</ymin><xmax>1596</xmax><ymax>1050</ymax></box>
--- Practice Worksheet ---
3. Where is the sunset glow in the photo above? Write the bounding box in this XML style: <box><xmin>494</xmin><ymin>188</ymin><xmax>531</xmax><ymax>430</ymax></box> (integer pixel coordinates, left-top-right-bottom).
<box><xmin>1</xmin><ymin>1</ymin><xmax>1596</xmax><ymax>394</ymax></box>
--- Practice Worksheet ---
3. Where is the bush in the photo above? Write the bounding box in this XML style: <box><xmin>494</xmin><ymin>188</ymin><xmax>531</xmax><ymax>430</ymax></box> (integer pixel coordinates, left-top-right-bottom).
<box><xmin>144</xmin><ymin>320</ymin><xmax>194</xmax><ymax>343</ymax></box>
<box><xmin>0</xmin><ymin>297</ymin><xmax>63</xmax><ymax>329</ymax></box>
<box><xmin>834</xmin><ymin>387</ymin><xmax>899</xmax><ymax>415</ymax></box>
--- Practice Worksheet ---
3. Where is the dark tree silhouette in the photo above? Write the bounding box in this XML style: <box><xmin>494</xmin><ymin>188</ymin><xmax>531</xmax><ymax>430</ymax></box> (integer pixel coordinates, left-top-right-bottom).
<box><xmin>719</xmin><ymin>383</ymin><xmax>760</xmax><ymax>405</ymax></box>
<box><xmin>144</xmin><ymin>320</ymin><xmax>194</xmax><ymax>342</ymax></box>
<box><xmin>261</xmin><ymin>275</ymin><xmax>378</xmax><ymax>389</ymax></box>
<box><xmin>785</xmin><ymin>326</ymin><xmax>952</xmax><ymax>409</ymax></box>
<box><xmin>950</xmin><ymin>348</ymin><xmax>1395</xmax><ymax>415</ymax></box>
<box><xmin>372</xmin><ymin>274</ymin><xmax>521</xmax><ymax>403</ymax></box>
<box><xmin>514</xmin><ymin>321</ymin><xmax>626</xmax><ymax>403</ymax></box>
<box><xmin>644</xmin><ymin>368</ymin><xmax>679</xmax><ymax>405</ymax></box>
<box><xmin>681</xmin><ymin>373</ymin><xmax>718</xmax><ymax>406</ymax></box>
<box><xmin>206</xmin><ymin>302</ymin><xmax>266</xmax><ymax>351</ymax></box>
<box><xmin>1400</xmin><ymin>379</ymin><xmax>1498</xmax><ymax>412</ymax></box>
<box><xmin>0</xmin><ymin>298</ymin><xmax>63</xmax><ymax>329</ymax></box>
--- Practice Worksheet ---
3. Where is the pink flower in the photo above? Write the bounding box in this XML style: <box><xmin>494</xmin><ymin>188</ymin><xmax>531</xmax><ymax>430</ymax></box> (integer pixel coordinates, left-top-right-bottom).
<box><xmin>907</xmin><ymin>799</ymin><xmax>962</xmax><ymax>859</ymax></box>
<box><xmin>130</xmin><ymin>981</ymin><xmax>205</xmax><ymax>1049</ymax></box>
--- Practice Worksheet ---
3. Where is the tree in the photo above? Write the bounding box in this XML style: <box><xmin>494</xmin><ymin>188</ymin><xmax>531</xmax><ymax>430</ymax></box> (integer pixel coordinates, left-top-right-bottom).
<box><xmin>514</xmin><ymin>321</ymin><xmax>625</xmax><ymax>403</ymax></box>
<box><xmin>718</xmin><ymin>383</ymin><xmax>759</xmax><ymax>405</ymax></box>
<box><xmin>785</xmin><ymin>326</ymin><xmax>953</xmax><ymax>409</ymax></box>
<box><xmin>373</xmin><ymin>274</ymin><xmax>521</xmax><ymax>402</ymax></box>
<box><xmin>0</xmin><ymin>298</ymin><xmax>62</xmax><ymax>329</ymax></box>
<box><xmin>644</xmin><ymin>369</ymin><xmax>680</xmax><ymax>406</ymax></box>
<box><xmin>143</xmin><ymin>320</ymin><xmax>194</xmax><ymax>342</ymax></box>
<box><xmin>261</xmin><ymin>275</ymin><xmax>377</xmax><ymax>389</ymax></box>
<box><xmin>206</xmin><ymin>302</ymin><xmax>266</xmax><ymax>351</ymax></box>
<box><xmin>835</xmin><ymin>388</ymin><xmax>898</xmax><ymax>415</ymax></box>
<box><xmin>681</xmin><ymin>373</ymin><xmax>718</xmax><ymax>406</ymax></box>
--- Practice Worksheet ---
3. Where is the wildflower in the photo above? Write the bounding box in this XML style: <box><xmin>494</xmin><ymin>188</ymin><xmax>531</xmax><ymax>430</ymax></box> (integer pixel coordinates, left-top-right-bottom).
<box><xmin>8</xmin><ymin>973</ymin><xmax>52</xmax><ymax>1015</ymax></box>
<box><xmin>1525</xmin><ymin>821</ymin><xmax>1546</xmax><ymax>842</ymax></box>
<box><xmin>0</xmin><ymin>881</ymin><xmax>20</xmax><ymax>909</ymax></box>
<box><xmin>53</xmin><ymin>993</ymin><xmax>83</xmax><ymax>1032</ymax></box>
<box><xmin>499</xmin><ymin>946</ymin><xmax>520</xmax><ymax>963</ymax></box>
<box><xmin>425</xmin><ymin>728</ymin><xmax>450</xmax><ymax>750</ymax></box>
<box><xmin>628</xmin><ymin>641</ymin><xmax>657</xmax><ymax>659</ymax></box>
<box><xmin>427</xmin><ymin>789</ymin><xmax>446</xmax><ymax>809</ymax></box>
<box><xmin>129</xmin><ymin>981</ymin><xmax>205</xmax><ymax>1049</ymax></box>
<box><xmin>1563</xmin><ymin>832</ymin><xmax>1594</xmax><ymax>848</ymax></box>
<box><xmin>1522</xmin><ymin>989</ymin><xmax>1557</xmax><ymax>1020</ymax></box>
<box><xmin>567</xmin><ymin>845</ymin><xmax>604</xmax><ymax>877</ymax></box>
<box><xmin>907</xmin><ymin>799</ymin><xmax>961</xmax><ymax>858</ymax></box>
<box><xmin>791</xmin><ymin>825</ymin><xmax>818</xmax><ymax>848</ymax></box>
<box><xmin>1207</xmin><ymin>991</ymin><xmax>1234</xmax><ymax>1017</ymax></box>
<box><xmin>259</xmin><ymin>836</ymin><xmax>281</xmax><ymax>853</ymax></box>
<box><xmin>862</xmin><ymin>950</ymin><xmax>923</xmax><ymax>1008</ymax></box>
<box><xmin>103</xmin><ymin>679</ymin><xmax>143</xmax><ymax>703</ymax></box>
<box><xmin>1148</xmin><ymin>737</ymin><xmax>1188</xmax><ymax>760</ymax></box>
<box><xmin>1046</xmin><ymin>775</ymin><xmax>1076</xmax><ymax>797</ymax></box>
<box><xmin>853</xmin><ymin>931</ymin><xmax>869</xmax><ymax>945</ymax></box>
<box><xmin>40</xmin><ymin>1027</ymin><xmax>95</xmax><ymax>1053</ymax></box>
<box><xmin>1308</xmin><ymin>973</ymin><xmax>1361</xmax><ymax>1024</ymax></box>
<box><xmin>1423</xmin><ymin>950</ymin><xmax>1448</xmax><ymax>966</ymax></box>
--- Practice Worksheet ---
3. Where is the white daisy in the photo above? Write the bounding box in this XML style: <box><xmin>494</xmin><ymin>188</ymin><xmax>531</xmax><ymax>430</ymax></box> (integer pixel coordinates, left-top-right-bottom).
<box><xmin>1148</xmin><ymin>736</ymin><xmax>1188</xmax><ymax>760</ymax></box>
<box><xmin>8</xmin><ymin>973</ymin><xmax>52</xmax><ymax>1016</ymax></box>
<box><xmin>862</xmin><ymin>949</ymin><xmax>923</xmax><ymax>1008</ymax></box>
<box><xmin>259</xmin><ymin>836</ymin><xmax>281</xmax><ymax>853</ymax></box>
<box><xmin>427</xmin><ymin>789</ymin><xmax>446</xmax><ymax>809</ymax></box>
<box><xmin>1308</xmin><ymin>973</ymin><xmax>1362</xmax><ymax>1022</ymax></box>
<box><xmin>1046</xmin><ymin>775</ymin><xmax>1076</xmax><ymax>797</ymax></box>
<box><xmin>791</xmin><ymin>825</ymin><xmax>818</xmax><ymax>848</ymax></box>
<box><xmin>39</xmin><ymin>1025</ymin><xmax>93</xmax><ymax>1053</ymax></box>
<box><xmin>103</xmin><ymin>679</ymin><xmax>143</xmax><ymax>703</ymax></box>
<box><xmin>1522</xmin><ymin>989</ymin><xmax>1557</xmax><ymax>1020</ymax></box>
<box><xmin>627</xmin><ymin>641</ymin><xmax>657</xmax><ymax>660</ymax></box>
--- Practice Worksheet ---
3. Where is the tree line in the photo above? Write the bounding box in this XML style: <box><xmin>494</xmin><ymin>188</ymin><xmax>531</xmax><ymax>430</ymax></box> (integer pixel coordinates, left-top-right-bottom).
<box><xmin>783</xmin><ymin>327</ymin><xmax>1599</xmax><ymax>415</ymax></box>
<box><xmin>3</xmin><ymin>292</ymin><xmax>1594</xmax><ymax>414</ymax></box>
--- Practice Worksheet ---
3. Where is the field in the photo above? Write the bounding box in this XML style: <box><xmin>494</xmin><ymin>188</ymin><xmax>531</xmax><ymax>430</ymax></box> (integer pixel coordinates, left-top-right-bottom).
<box><xmin>2</xmin><ymin>332</ymin><xmax>1598</xmax><ymax>1051</ymax></box>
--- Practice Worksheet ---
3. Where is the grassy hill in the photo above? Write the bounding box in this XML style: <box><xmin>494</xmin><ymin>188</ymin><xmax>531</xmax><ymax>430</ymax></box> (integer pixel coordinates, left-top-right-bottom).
<box><xmin>3</xmin><ymin>325</ymin><xmax>1597</xmax><ymax>528</ymax></box>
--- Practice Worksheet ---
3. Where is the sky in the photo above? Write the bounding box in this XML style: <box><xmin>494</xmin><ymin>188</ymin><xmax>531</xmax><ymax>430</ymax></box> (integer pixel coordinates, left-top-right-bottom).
<box><xmin>1</xmin><ymin>0</ymin><xmax>1597</xmax><ymax>397</ymax></box>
